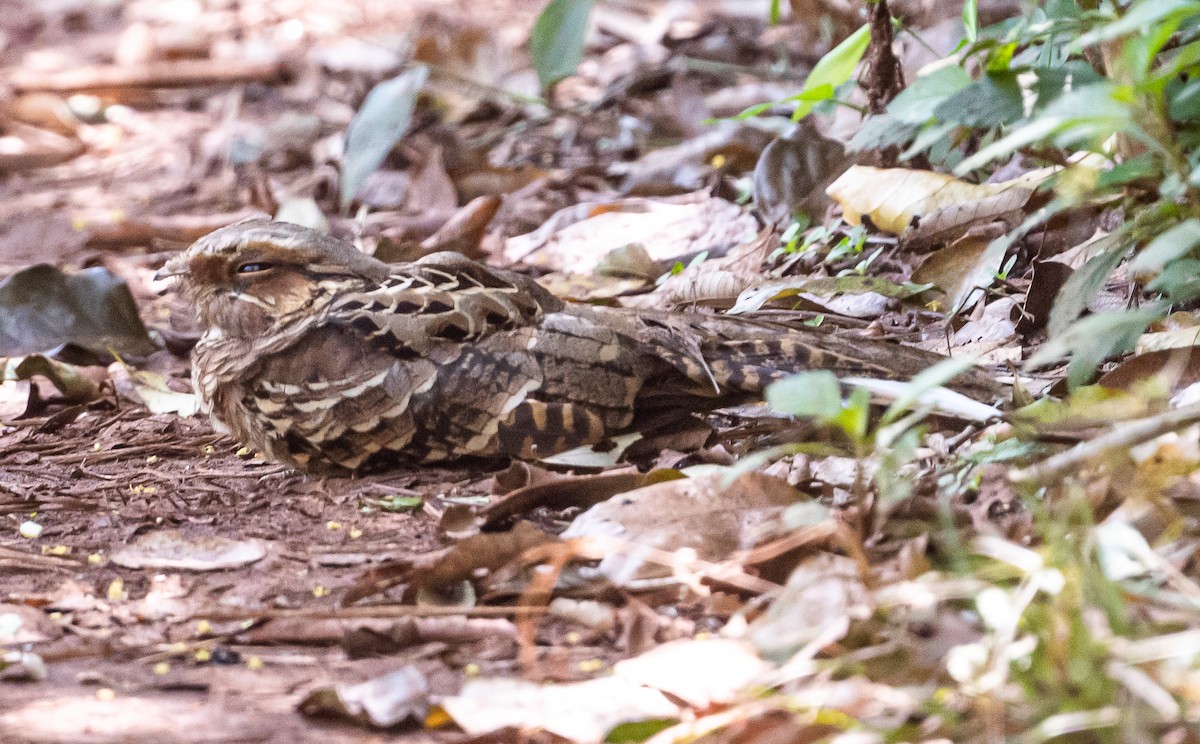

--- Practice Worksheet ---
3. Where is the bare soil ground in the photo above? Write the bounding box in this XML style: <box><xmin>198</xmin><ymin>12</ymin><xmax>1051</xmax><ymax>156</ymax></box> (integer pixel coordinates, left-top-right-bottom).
<box><xmin>0</xmin><ymin>2</ymin><xmax>569</xmax><ymax>741</ymax></box>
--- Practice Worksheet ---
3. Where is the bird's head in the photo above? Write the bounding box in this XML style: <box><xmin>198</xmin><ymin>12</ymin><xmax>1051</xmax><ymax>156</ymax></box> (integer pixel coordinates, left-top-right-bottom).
<box><xmin>158</xmin><ymin>220</ymin><xmax>390</xmax><ymax>339</ymax></box>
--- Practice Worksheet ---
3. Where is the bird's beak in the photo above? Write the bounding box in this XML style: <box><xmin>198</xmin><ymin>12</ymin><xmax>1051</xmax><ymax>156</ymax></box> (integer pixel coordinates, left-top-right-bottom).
<box><xmin>154</xmin><ymin>255</ymin><xmax>188</xmax><ymax>282</ymax></box>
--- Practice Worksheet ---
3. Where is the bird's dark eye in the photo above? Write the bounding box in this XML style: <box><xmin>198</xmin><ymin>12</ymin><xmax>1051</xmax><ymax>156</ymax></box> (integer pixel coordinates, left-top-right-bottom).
<box><xmin>236</xmin><ymin>262</ymin><xmax>273</xmax><ymax>274</ymax></box>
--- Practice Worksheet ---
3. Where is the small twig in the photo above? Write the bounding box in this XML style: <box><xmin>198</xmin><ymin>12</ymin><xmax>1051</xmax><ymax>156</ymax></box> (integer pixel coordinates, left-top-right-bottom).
<box><xmin>11</xmin><ymin>58</ymin><xmax>286</xmax><ymax>93</ymax></box>
<box><xmin>79</xmin><ymin>209</ymin><xmax>266</xmax><ymax>248</ymax></box>
<box><xmin>191</xmin><ymin>604</ymin><xmax>548</xmax><ymax>621</ymax></box>
<box><xmin>42</xmin><ymin>443</ymin><xmax>200</xmax><ymax>464</ymax></box>
<box><xmin>1008</xmin><ymin>401</ymin><xmax>1200</xmax><ymax>486</ymax></box>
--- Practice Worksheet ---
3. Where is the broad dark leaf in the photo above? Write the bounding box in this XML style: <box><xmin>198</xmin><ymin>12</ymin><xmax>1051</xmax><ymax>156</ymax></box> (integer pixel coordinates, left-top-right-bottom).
<box><xmin>1031</xmin><ymin>62</ymin><xmax>1104</xmax><ymax>112</ymax></box>
<box><xmin>887</xmin><ymin>65</ymin><xmax>972</xmax><ymax>125</ymax></box>
<box><xmin>1169</xmin><ymin>77</ymin><xmax>1200</xmax><ymax>121</ymax></box>
<box><xmin>934</xmin><ymin>71</ymin><xmax>1025</xmax><ymax>129</ymax></box>
<box><xmin>0</xmin><ymin>265</ymin><xmax>155</xmax><ymax>358</ymax></box>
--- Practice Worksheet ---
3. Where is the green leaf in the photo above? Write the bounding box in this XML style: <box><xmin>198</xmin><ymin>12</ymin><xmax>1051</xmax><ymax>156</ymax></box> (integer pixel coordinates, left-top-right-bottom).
<box><xmin>985</xmin><ymin>42</ymin><xmax>1017</xmax><ymax>72</ymax></box>
<box><xmin>963</xmin><ymin>0</ymin><xmax>978</xmax><ymax>43</ymax></box>
<box><xmin>1129</xmin><ymin>219</ymin><xmax>1200</xmax><ymax>274</ymax></box>
<box><xmin>954</xmin><ymin>83</ymin><xmax>1131</xmax><ymax>175</ymax></box>
<box><xmin>1031</xmin><ymin>62</ymin><xmax>1106</xmax><ymax>111</ymax></box>
<box><xmin>1047</xmin><ymin>233</ymin><xmax>1131</xmax><ymax>336</ymax></box>
<box><xmin>846</xmin><ymin>114</ymin><xmax>921</xmax><ymax>152</ymax></box>
<box><xmin>341</xmin><ymin>65</ymin><xmax>429</xmax><ymax>212</ymax></box>
<box><xmin>732</xmin><ymin>101</ymin><xmax>777</xmax><ymax>120</ymax></box>
<box><xmin>606</xmin><ymin>719</ymin><xmax>678</xmax><ymax>743</ymax></box>
<box><xmin>1071</xmin><ymin>0</ymin><xmax>1200</xmax><ymax>52</ymax></box>
<box><xmin>361</xmin><ymin>494</ymin><xmax>424</xmax><ymax>513</ymax></box>
<box><xmin>835</xmin><ymin>386</ymin><xmax>871</xmax><ymax>441</ymax></box>
<box><xmin>1097</xmin><ymin>154</ymin><xmax>1159</xmax><ymax>188</ymax></box>
<box><xmin>1169</xmin><ymin>76</ymin><xmax>1200</xmax><ymax>121</ymax></box>
<box><xmin>531</xmin><ymin>0</ymin><xmax>596</xmax><ymax>89</ymax></box>
<box><xmin>787</xmin><ymin>82</ymin><xmax>836</xmax><ymax>103</ymax></box>
<box><xmin>766</xmin><ymin>371</ymin><xmax>843</xmax><ymax>421</ymax></box>
<box><xmin>1148</xmin><ymin>258</ymin><xmax>1200</xmax><ymax>303</ymax></box>
<box><xmin>901</xmin><ymin>120</ymin><xmax>959</xmax><ymax>161</ymax></box>
<box><xmin>934</xmin><ymin>71</ymin><xmax>1026</xmax><ymax>129</ymax></box>
<box><xmin>886</xmin><ymin>65</ymin><xmax>972</xmax><ymax>125</ymax></box>
<box><xmin>1045</xmin><ymin>0</ymin><xmax>1083</xmax><ymax>20</ymax></box>
<box><xmin>1027</xmin><ymin>306</ymin><xmax>1163</xmax><ymax>389</ymax></box>
<box><xmin>1156</xmin><ymin>39</ymin><xmax>1200</xmax><ymax>84</ymax></box>
<box><xmin>791</xmin><ymin>24</ymin><xmax>871</xmax><ymax>121</ymax></box>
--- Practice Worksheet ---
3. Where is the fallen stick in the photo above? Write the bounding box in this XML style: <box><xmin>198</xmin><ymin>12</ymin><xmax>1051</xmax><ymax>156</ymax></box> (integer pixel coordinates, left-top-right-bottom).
<box><xmin>1008</xmin><ymin>401</ymin><xmax>1200</xmax><ymax>487</ymax></box>
<box><xmin>0</xmin><ymin>120</ymin><xmax>84</xmax><ymax>171</ymax></box>
<box><xmin>77</xmin><ymin>209</ymin><xmax>267</xmax><ymax>247</ymax></box>
<box><xmin>12</xmin><ymin>57</ymin><xmax>286</xmax><ymax>93</ymax></box>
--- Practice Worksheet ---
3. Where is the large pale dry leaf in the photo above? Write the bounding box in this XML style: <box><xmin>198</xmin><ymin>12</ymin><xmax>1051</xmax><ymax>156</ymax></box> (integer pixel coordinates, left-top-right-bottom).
<box><xmin>613</xmin><ymin>638</ymin><xmax>771</xmax><ymax>708</ymax></box>
<box><xmin>109</xmin><ymin>530</ymin><xmax>267</xmax><ymax>571</ymax></box>
<box><xmin>482</xmin><ymin>467</ymin><xmax>680</xmax><ymax>529</ymax></box>
<box><xmin>1135</xmin><ymin>327</ymin><xmax>1200</xmax><ymax>354</ymax></box>
<box><xmin>12</xmin><ymin>355</ymin><xmax>100</xmax><ymax>403</ymax></box>
<box><xmin>640</xmin><ymin>229</ymin><xmax>775</xmax><ymax>309</ymax></box>
<box><xmin>503</xmin><ymin>194</ymin><xmax>758</xmax><ymax>273</ymax></box>
<box><xmin>440</xmin><ymin>676</ymin><xmax>679</xmax><ymax>743</ymax></box>
<box><xmin>650</xmin><ymin>269</ymin><xmax>756</xmax><ymax>308</ymax></box>
<box><xmin>911</xmin><ymin>231</ymin><xmax>994</xmax><ymax>312</ymax></box>
<box><xmin>536</xmin><ymin>272</ymin><xmax>649</xmax><ymax>301</ymax></box>
<box><xmin>299</xmin><ymin>667</ymin><xmax>429</xmax><ymax>729</ymax></box>
<box><xmin>560</xmin><ymin>472</ymin><xmax>803</xmax><ymax>584</ymax></box>
<box><xmin>107</xmin><ymin>363</ymin><xmax>198</xmax><ymax>416</ymax></box>
<box><xmin>730</xmin><ymin>275</ymin><xmax>929</xmax><ymax>315</ymax></box>
<box><xmin>0</xmin><ymin>380</ymin><xmax>32</xmax><ymax>420</ymax></box>
<box><xmin>1098</xmin><ymin>348</ymin><xmax>1200</xmax><ymax>393</ymax></box>
<box><xmin>826</xmin><ymin>165</ymin><xmax>1036</xmax><ymax>238</ymax></box>
<box><xmin>747</xmin><ymin>553</ymin><xmax>871</xmax><ymax>661</ymax></box>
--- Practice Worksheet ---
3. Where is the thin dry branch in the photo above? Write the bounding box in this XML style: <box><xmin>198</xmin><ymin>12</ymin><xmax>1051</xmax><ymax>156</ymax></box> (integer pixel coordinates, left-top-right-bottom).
<box><xmin>1009</xmin><ymin>401</ymin><xmax>1200</xmax><ymax>486</ymax></box>
<box><xmin>12</xmin><ymin>58</ymin><xmax>286</xmax><ymax>93</ymax></box>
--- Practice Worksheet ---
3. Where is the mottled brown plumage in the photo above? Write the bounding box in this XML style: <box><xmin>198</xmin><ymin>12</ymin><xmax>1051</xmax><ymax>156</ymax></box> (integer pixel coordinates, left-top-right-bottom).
<box><xmin>161</xmin><ymin>220</ymin><xmax>1000</xmax><ymax>474</ymax></box>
